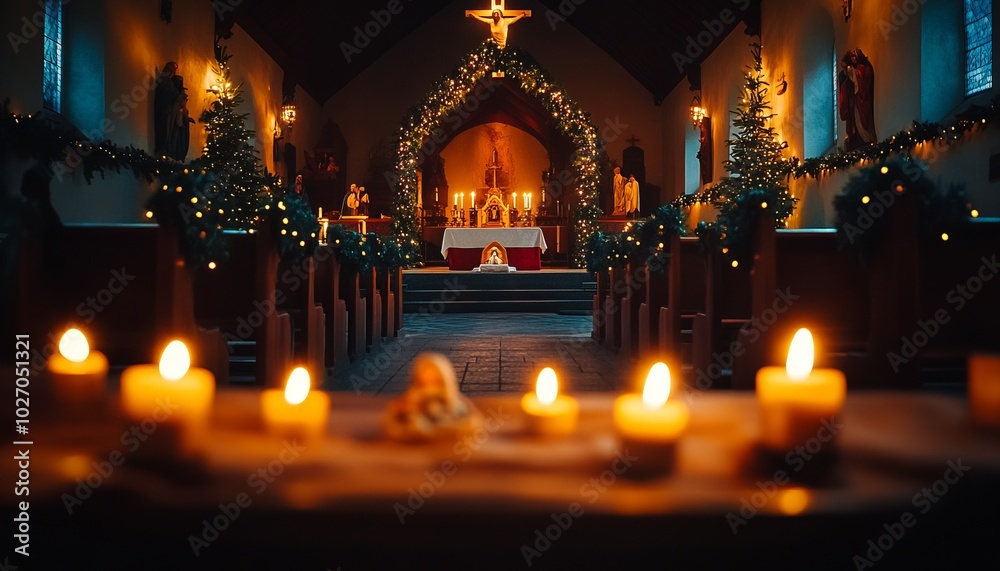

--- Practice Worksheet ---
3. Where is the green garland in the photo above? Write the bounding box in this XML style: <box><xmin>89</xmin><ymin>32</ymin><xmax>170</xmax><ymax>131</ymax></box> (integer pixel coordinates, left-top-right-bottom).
<box><xmin>260</xmin><ymin>194</ymin><xmax>320</xmax><ymax>263</ymax></box>
<box><xmin>833</xmin><ymin>157</ymin><xmax>972</xmax><ymax>263</ymax></box>
<box><xmin>393</xmin><ymin>41</ymin><xmax>602</xmax><ymax>268</ymax></box>
<box><xmin>145</xmin><ymin>169</ymin><xmax>228</xmax><ymax>271</ymax></box>
<box><xmin>585</xmin><ymin>203</ymin><xmax>686</xmax><ymax>274</ymax></box>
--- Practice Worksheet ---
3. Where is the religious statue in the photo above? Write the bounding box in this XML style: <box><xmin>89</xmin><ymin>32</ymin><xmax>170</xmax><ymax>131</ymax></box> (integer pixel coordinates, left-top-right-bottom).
<box><xmin>288</xmin><ymin>174</ymin><xmax>308</xmax><ymax>205</ymax></box>
<box><xmin>838</xmin><ymin>48</ymin><xmax>876</xmax><ymax>152</ymax></box>
<box><xmin>342</xmin><ymin>183</ymin><xmax>360</xmax><ymax>216</ymax></box>
<box><xmin>153</xmin><ymin>61</ymin><xmax>180</xmax><ymax>158</ymax></box>
<box><xmin>697</xmin><ymin>117</ymin><xmax>713</xmax><ymax>186</ymax></box>
<box><xmin>466</xmin><ymin>2</ymin><xmax>530</xmax><ymax>49</ymax></box>
<box><xmin>486</xmin><ymin>246</ymin><xmax>503</xmax><ymax>265</ymax></box>
<box><xmin>382</xmin><ymin>353</ymin><xmax>482</xmax><ymax>442</ymax></box>
<box><xmin>164</xmin><ymin>80</ymin><xmax>194</xmax><ymax>162</ymax></box>
<box><xmin>612</xmin><ymin>166</ymin><xmax>626</xmax><ymax>216</ymax></box>
<box><xmin>487</xmin><ymin>203</ymin><xmax>501</xmax><ymax>223</ymax></box>
<box><xmin>358</xmin><ymin>186</ymin><xmax>370</xmax><ymax>216</ymax></box>
<box><xmin>624</xmin><ymin>175</ymin><xmax>640</xmax><ymax>216</ymax></box>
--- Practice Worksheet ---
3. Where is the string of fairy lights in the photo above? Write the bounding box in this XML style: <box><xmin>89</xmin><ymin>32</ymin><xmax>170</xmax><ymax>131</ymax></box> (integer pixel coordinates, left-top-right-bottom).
<box><xmin>392</xmin><ymin>41</ymin><xmax>603</xmax><ymax>268</ymax></box>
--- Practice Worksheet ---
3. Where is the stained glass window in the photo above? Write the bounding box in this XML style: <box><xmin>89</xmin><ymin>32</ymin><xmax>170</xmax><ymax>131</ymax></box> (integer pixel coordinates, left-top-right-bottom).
<box><xmin>965</xmin><ymin>0</ymin><xmax>993</xmax><ymax>95</ymax></box>
<box><xmin>43</xmin><ymin>0</ymin><xmax>62</xmax><ymax>113</ymax></box>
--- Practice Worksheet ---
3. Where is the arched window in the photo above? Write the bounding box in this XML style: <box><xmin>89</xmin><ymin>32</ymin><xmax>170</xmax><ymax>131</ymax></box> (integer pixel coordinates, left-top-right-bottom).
<box><xmin>43</xmin><ymin>0</ymin><xmax>62</xmax><ymax>113</ymax></box>
<box><xmin>922</xmin><ymin>0</ymin><xmax>964</xmax><ymax>120</ymax></box>
<box><xmin>965</xmin><ymin>0</ymin><xmax>993</xmax><ymax>95</ymax></box>
<box><xmin>684</xmin><ymin>121</ymin><xmax>701</xmax><ymax>194</ymax></box>
<box><xmin>802</xmin><ymin>8</ymin><xmax>835</xmax><ymax>158</ymax></box>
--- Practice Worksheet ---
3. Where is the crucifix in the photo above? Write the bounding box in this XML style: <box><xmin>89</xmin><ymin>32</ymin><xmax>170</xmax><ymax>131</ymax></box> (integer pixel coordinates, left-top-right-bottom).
<box><xmin>466</xmin><ymin>0</ymin><xmax>531</xmax><ymax>50</ymax></box>
<box><xmin>488</xmin><ymin>148</ymin><xmax>502</xmax><ymax>189</ymax></box>
<box><xmin>626</xmin><ymin>135</ymin><xmax>641</xmax><ymax>147</ymax></box>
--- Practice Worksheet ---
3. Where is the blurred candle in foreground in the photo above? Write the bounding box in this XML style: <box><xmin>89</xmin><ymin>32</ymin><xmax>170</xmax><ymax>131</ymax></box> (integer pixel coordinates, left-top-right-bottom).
<box><xmin>969</xmin><ymin>354</ymin><xmax>1000</xmax><ymax>428</ymax></box>
<box><xmin>755</xmin><ymin>329</ymin><xmax>845</xmax><ymax>452</ymax></box>
<box><xmin>120</xmin><ymin>340</ymin><xmax>215</xmax><ymax>432</ymax></box>
<box><xmin>47</xmin><ymin>328</ymin><xmax>108</xmax><ymax>405</ymax></box>
<box><xmin>613</xmin><ymin>362</ymin><xmax>689</xmax><ymax>474</ymax></box>
<box><xmin>521</xmin><ymin>367</ymin><xmax>578</xmax><ymax>436</ymax></box>
<box><xmin>262</xmin><ymin>367</ymin><xmax>330</xmax><ymax>438</ymax></box>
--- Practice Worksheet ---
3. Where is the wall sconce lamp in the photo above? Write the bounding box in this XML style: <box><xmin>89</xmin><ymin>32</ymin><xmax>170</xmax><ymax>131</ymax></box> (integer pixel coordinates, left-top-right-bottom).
<box><xmin>281</xmin><ymin>100</ymin><xmax>297</xmax><ymax>128</ymax></box>
<box><xmin>690</xmin><ymin>93</ymin><xmax>706</xmax><ymax>128</ymax></box>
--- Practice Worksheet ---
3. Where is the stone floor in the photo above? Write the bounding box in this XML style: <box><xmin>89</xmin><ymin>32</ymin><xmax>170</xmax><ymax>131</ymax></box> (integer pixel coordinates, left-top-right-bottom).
<box><xmin>325</xmin><ymin>313</ymin><xmax>627</xmax><ymax>395</ymax></box>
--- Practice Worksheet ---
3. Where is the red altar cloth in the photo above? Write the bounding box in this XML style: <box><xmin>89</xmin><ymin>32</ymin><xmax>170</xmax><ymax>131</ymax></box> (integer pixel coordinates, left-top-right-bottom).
<box><xmin>445</xmin><ymin>247</ymin><xmax>542</xmax><ymax>270</ymax></box>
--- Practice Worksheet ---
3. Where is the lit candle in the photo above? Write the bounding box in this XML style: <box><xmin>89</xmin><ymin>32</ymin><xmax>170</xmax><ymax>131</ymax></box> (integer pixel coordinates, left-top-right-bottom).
<box><xmin>526</xmin><ymin>193</ymin><xmax>532</xmax><ymax>211</ymax></box>
<box><xmin>512</xmin><ymin>192</ymin><xmax>518</xmax><ymax>209</ymax></box>
<box><xmin>461</xmin><ymin>192</ymin><xmax>464</xmax><ymax>209</ymax></box>
<box><xmin>47</xmin><ymin>328</ymin><xmax>108</xmax><ymax>405</ymax></box>
<box><xmin>318</xmin><ymin>207</ymin><xmax>323</xmax><ymax>219</ymax></box>
<box><xmin>613</xmin><ymin>362</ymin><xmax>689</xmax><ymax>474</ymax></box>
<box><xmin>471</xmin><ymin>191</ymin><xmax>476</xmax><ymax>207</ymax></box>
<box><xmin>756</xmin><ymin>328</ymin><xmax>846</xmax><ymax>451</ymax></box>
<box><xmin>120</xmin><ymin>340</ymin><xmax>215</xmax><ymax>432</ymax></box>
<box><xmin>454</xmin><ymin>193</ymin><xmax>458</xmax><ymax>207</ymax></box>
<box><xmin>969</xmin><ymin>353</ymin><xmax>1000</xmax><ymax>428</ymax></box>
<box><xmin>262</xmin><ymin>367</ymin><xmax>330</xmax><ymax>438</ymax></box>
<box><xmin>521</xmin><ymin>367</ymin><xmax>579</xmax><ymax>436</ymax></box>
<box><xmin>435</xmin><ymin>187</ymin><xmax>439</xmax><ymax>202</ymax></box>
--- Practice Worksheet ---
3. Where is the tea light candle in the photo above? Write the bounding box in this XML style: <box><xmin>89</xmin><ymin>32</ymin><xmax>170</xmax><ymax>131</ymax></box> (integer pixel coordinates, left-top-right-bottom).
<box><xmin>756</xmin><ymin>328</ymin><xmax>846</xmax><ymax>451</ymax></box>
<box><xmin>613</xmin><ymin>362</ymin><xmax>688</xmax><ymax>474</ymax></box>
<box><xmin>47</xmin><ymin>328</ymin><xmax>108</xmax><ymax>404</ymax></box>
<box><xmin>262</xmin><ymin>367</ymin><xmax>330</xmax><ymax>438</ymax></box>
<box><xmin>969</xmin><ymin>353</ymin><xmax>1000</xmax><ymax>428</ymax></box>
<box><xmin>120</xmin><ymin>340</ymin><xmax>214</xmax><ymax>430</ymax></box>
<box><xmin>521</xmin><ymin>367</ymin><xmax>578</xmax><ymax>436</ymax></box>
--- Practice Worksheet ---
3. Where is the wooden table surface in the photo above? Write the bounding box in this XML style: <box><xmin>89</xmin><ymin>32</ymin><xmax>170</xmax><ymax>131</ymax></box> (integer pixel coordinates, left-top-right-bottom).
<box><xmin>7</xmin><ymin>390</ymin><xmax>1000</xmax><ymax>569</ymax></box>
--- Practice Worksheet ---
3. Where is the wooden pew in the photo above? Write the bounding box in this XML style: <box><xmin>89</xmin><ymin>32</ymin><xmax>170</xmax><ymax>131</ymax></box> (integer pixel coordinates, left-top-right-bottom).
<box><xmin>377</xmin><ymin>266</ymin><xmax>397</xmax><ymax>340</ymax></box>
<box><xmin>619</xmin><ymin>261</ymin><xmax>647</xmax><ymax>360</ymax></box>
<box><xmin>362</xmin><ymin>267</ymin><xmax>383</xmax><ymax>350</ymax></box>
<box><xmin>315</xmin><ymin>245</ymin><xmax>349</xmax><ymax>369</ymax></box>
<box><xmin>603</xmin><ymin>267</ymin><xmax>626</xmax><ymax>350</ymax></box>
<box><xmin>277</xmin><ymin>255</ymin><xmax>326</xmax><ymax>383</ymax></box>
<box><xmin>592</xmin><ymin>269</ymin><xmax>609</xmax><ymax>341</ymax></box>
<box><xmin>657</xmin><ymin>236</ymin><xmax>705</xmax><ymax>362</ymax></box>
<box><xmin>340</xmin><ymin>266</ymin><xmax>367</xmax><ymax>361</ymax></box>
<box><xmin>392</xmin><ymin>266</ymin><xmax>404</xmax><ymax>337</ymax></box>
<box><xmin>193</xmin><ymin>228</ymin><xmax>292</xmax><ymax>387</ymax></box>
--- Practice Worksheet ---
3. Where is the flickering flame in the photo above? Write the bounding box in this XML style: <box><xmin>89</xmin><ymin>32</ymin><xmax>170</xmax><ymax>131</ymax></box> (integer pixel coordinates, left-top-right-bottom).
<box><xmin>159</xmin><ymin>340</ymin><xmax>190</xmax><ymax>381</ymax></box>
<box><xmin>786</xmin><ymin>328</ymin><xmax>814</xmax><ymax>381</ymax></box>
<box><xmin>536</xmin><ymin>367</ymin><xmax>558</xmax><ymax>406</ymax></box>
<box><xmin>642</xmin><ymin>362</ymin><xmax>671</xmax><ymax>408</ymax></box>
<box><xmin>59</xmin><ymin>328</ymin><xmax>89</xmax><ymax>363</ymax></box>
<box><xmin>284</xmin><ymin>367</ymin><xmax>311</xmax><ymax>405</ymax></box>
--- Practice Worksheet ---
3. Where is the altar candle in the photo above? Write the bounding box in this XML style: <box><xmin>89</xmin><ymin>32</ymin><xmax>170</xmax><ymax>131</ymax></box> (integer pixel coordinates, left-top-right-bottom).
<box><xmin>969</xmin><ymin>353</ymin><xmax>1000</xmax><ymax>428</ymax></box>
<box><xmin>521</xmin><ymin>367</ymin><xmax>579</xmax><ymax>436</ymax></box>
<box><xmin>120</xmin><ymin>340</ymin><xmax>215</xmax><ymax>430</ymax></box>
<box><xmin>461</xmin><ymin>192</ymin><xmax>464</xmax><ymax>209</ymax></box>
<box><xmin>614</xmin><ymin>363</ymin><xmax>688</xmax><ymax>473</ymax></box>
<box><xmin>512</xmin><ymin>192</ymin><xmax>517</xmax><ymax>209</ymax></box>
<box><xmin>454</xmin><ymin>193</ymin><xmax>457</xmax><ymax>207</ymax></box>
<box><xmin>47</xmin><ymin>328</ymin><xmax>108</xmax><ymax>404</ymax></box>
<box><xmin>471</xmin><ymin>191</ymin><xmax>476</xmax><ymax>206</ymax></box>
<box><xmin>756</xmin><ymin>328</ymin><xmax>846</xmax><ymax>451</ymax></box>
<box><xmin>435</xmin><ymin>187</ymin><xmax>439</xmax><ymax>202</ymax></box>
<box><xmin>262</xmin><ymin>367</ymin><xmax>330</xmax><ymax>438</ymax></box>
<box><xmin>318</xmin><ymin>207</ymin><xmax>322</xmax><ymax>219</ymax></box>
<box><xmin>526</xmin><ymin>193</ymin><xmax>532</xmax><ymax>211</ymax></box>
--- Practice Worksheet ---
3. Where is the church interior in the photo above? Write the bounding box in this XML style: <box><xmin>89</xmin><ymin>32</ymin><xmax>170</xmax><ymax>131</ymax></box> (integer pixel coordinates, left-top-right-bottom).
<box><xmin>2</xmin><ymin>0</ymin><xmax>1000</xmax><ymax>568</ymax></box>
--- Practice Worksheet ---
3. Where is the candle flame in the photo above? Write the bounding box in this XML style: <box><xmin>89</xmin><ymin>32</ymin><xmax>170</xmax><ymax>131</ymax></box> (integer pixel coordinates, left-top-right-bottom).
<box><xmin>159</xmin><ymin>340</ymin><xmax>190</xmax><ymax>381</ymax></box>
<box><xmin>59</xmin><ymin>328</ymin><xmax>90</xmax><ymax>363</ymax></box>
<box><xmin>284</xmin><ymin>367</ymin><xmax>311</xmax><ymax>405</ymax></box>
<box><xmin>786</xmin><ymin>328</ymin><xmax>814</xmax><ymax>381</ymax></box>
<box><xmin>642</xmin><ymin>362</ymin><xmax>671</xmax><ymax>408</ymax></box>
<box><xmin>536</xmin><ymin>367</ymin><xmax>558</xmax><ymax>406</ymax></box>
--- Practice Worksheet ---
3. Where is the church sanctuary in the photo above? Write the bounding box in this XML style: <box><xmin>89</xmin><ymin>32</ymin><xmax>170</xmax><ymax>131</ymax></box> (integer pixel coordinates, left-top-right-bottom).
<box><xmin>4</xmin><ymin>0</ymin><xmax>1000</xmax><ymax>568</ymax></box>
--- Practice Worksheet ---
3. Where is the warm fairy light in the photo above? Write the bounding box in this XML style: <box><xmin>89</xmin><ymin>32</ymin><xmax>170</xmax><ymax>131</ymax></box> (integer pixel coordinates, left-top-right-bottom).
<box><xmin>208</xmin><ymin>261</ymin><xmax>217</xmax><ymax>270</ymax></box>
<box><xmin>59</xmin><ymin>329</ymin><xmax>90</xmax><ymax>363</ymax></box>
<box><xmin>941</xmin><ymin>233</ymin><xmax>949</xmax><ymax>241</ymax></box>
<box><xmin>971</xmin><ymin>209</ymin><xmax>980</xmax><ymax>218</ymax></box>
<box><xmin>284</xmin><ymin>367</ymin><xmax>311</xmax><ymax>405</ymax></box>
<box><xmin>880</xmin><ymin>166</ymin><xmax>889</xmax><ymax>174</ymax></box>
<box><xmin>159</xmin><ymin>340</ymin><xmax>191</xmax><ymax>381</ymax></box>
<box><xmin>777</xmin><ymin>488</ymin><xmax>810</xmax><ymax>515</ymax></box>
<box><xmin>642</xmin><ymin>362</ymin><xmax>671</xmax><ymax>408</ymax></box>
<box><xmin>861</xmin><ymin>196</ymin><xmax>870</xmax><ymax>204</ymax></box>
<box><xmin>786</xmin><ymin>328</ymin><xmax>814</xmax><ymax>381</ymax></box>
<box><xmin>731</xmin><ymin>260</ymin><xmax>739</xmax><ymax>268</ymax></box>
<box><xmin>145</xmin><ymin>211</ymin><xmax>154</xmax><ymax>219</ymax></box>
<box><xmin>536</xmin><ymin>367</ymin><xmax>558</xmax><ymax>406</ymax></box>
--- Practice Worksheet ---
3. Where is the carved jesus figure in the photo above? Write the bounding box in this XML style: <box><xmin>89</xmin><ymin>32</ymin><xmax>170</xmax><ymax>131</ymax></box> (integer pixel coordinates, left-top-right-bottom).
<box><xmin>468</xmin><ymin>9</ymin><xmax>528</xmax><ymax>48</ymax></box>
<box><xmin>487</xmin><ymin>247</ymin><xmax>503</xmax><ymax>265</ymax></box>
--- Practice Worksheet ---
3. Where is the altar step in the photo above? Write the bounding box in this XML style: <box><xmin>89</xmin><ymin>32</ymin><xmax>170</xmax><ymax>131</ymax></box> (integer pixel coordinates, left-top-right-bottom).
<box><xmin>403</xmin><ymin>270</ymin><xmax>595</xmax><ymax>313</ymax></box>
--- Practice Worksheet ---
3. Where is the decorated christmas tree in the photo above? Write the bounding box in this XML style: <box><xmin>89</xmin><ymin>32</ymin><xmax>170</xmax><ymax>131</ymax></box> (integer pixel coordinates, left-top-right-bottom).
<box><xmin>712</xmin><ymin>43</ymin><xmax>797</xmax><ymax>262</ymax></box>
<box><xmin>196</xmin><ymin>44</ymin><xmax>275</xmax><ymax>230</ymax></box>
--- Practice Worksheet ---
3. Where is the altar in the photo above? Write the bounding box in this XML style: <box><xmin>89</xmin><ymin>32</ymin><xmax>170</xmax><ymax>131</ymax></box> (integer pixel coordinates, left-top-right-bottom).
<box><xmin>441</xmin><ymin>227</ymin><xmax>548</xmax><ymax>270</ymax></box>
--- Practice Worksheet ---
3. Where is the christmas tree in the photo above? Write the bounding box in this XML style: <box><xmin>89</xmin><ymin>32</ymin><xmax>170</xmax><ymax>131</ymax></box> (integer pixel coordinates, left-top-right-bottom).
<box><xmin>196</xmin><ymin>44</ymin><xmax>275</xmax><ymax>230</ymax></box>
<box><xmin>713</xmin><ymin>43</ymin><xmax>797</xmax><ymax>262</ymax></box>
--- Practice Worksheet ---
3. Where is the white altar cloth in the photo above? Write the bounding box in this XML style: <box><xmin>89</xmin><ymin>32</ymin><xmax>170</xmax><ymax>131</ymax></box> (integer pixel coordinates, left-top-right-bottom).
<box><xmin>440</xmin><ymin>228</ymin><xmax>548</xmax><ymax>258</ymax></box>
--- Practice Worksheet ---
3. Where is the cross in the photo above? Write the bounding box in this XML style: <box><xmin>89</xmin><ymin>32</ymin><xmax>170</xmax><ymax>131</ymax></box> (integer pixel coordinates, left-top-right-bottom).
<box><xmin>626</xmin><ymin>135</ymin><xmax>641</xmax><ymax>147</ymax></box>
<box><xmin>466</xmin><ymin>0</ymin><xmax>531</xmax><ymax>49</ymax></box>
